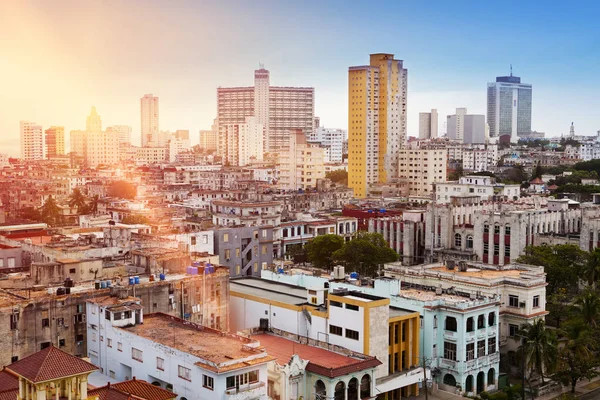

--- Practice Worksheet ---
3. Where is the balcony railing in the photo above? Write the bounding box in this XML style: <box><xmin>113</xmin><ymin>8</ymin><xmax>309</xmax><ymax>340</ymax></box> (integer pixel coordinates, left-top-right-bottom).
<box><xmin>225</xmin><ymin>382</ymin><xmax>266</xmax><ymax>399</ymax></box>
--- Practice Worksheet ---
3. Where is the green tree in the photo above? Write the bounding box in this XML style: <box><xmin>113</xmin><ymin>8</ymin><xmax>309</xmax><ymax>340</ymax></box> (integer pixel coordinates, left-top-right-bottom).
<box><xmin>531</xmin><ymin>162</ymin><xmax>543</xmax><ymax>180</ymax></box>
<box><xmin>547</xmin><ymin>288</ymin><xmax>572</xmax><ymax>329</ymax></box>
<box><xmin>68</xmin><ymin>188</ymin><xmax>88</xmax><ymax>214</ymax></box>
<box><xmin>108</xmin><ymin>180</ymin><xmax>137</xmax><ymax>199</ymax></box>
<box><xmin>519</xmin><ymin>320</ymin><xmax>558</xmax><ymax>383</ymax></box>
<box><xmin>448</xmin><ymin>163</ymin><xmax>464</xmax><ymax>181</ymax></box>
<box><xmin>19</xmin><ymin>207</ymin><xmax>42</xmax><ymax>222</ymax></box>
<box><xmin>40</xmin><ymin>196</ymin><xmax>62</xmax><ymax>226</ymax></box>
<box><xmin>285</xmin><ymin>243</ymin><xmax>307</xmax><ymax>264</ymax></box>
<box><xmin>89</xmin><ymin>195</ymin><xmax>100</xmax><ymax>215</ymax></box>
<box><xmin>517</xmin><ymin>244</ymin><xmax>585</xmax><ymax>294</ymax></box>
<box><xmin>574</xmin><ymin>289</ymin><xmax>600</xmax><ymax>327</ymax></box>
<box><xmin>121</xmin><ymin>214</ymin><xmax>151</xmax><ymax>224</ymax></box>
<box><xmin>325</xmin><ymin>170</ymin><xmax>348</xmax><ymax>186</ymax></box>
<box><xmin>305</xmin><ymin>234</ymin><xmax>344</xmax><ymax>270</ymax></box>
<box><xmin>580</xmin><ymin>248</ymin><xmax>600</xmax><ymax>288</ymax></box>
<box><xmin>553</xmin><ymin>319</ymin><xmax>598</xmax><ymax>393</ymax></box>
<box><xmin>333</xmin><ymin>232</ymin><xmax>398</xmax><ymax>277</ymax></box>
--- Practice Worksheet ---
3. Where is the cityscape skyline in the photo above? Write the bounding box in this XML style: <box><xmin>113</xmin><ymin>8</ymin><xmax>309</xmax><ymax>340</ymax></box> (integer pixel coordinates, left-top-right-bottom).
<box><xmin>2</xmin><ymin>0</ymin><xmax>600</xmax><ymax>156</ymax></box>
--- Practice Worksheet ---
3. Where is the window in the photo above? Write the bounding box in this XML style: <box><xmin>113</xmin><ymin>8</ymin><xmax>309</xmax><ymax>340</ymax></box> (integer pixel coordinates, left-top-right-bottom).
<box><xmin>346</xmin><ymin>304</ymin><xmax>359</xmax><ymax>311</ymax></box>
<box><xmin>466</xmin><ymin>343</ymin><xmax>475</xmax><ymax>361</ymax></box>
<box><xmin>494</xmin><ymin>244</ymin><xmax>500</xmax><ymax>256</ymax></box>
<box><xmin>454</xmin><ymin>233</ymin><xmax>462</xmax><ymax>248</ymax></box>
<box><xmin>10</xmin><ymin>313</ymin><xmax>19</xmax><ymax>330</ymax></box>
<box><xmin>109</xmin><ymin>370</ymin><xmax>115</xmax><ymax>379</ymax></box>
<box><xmin>223</xmin><ymin>233</ymin><xmax>229</xmax><ymax>242</ymax></box>
<box><xmin>444</xmin><ymin>342</ymin><xmax>457</xmax><ymax>361</ymax></box>
<box><xmin>483</xmin><ymin>242</ymin><xmax>489</xmax><ymax>255</ymax></box>
<box><xmin>157</xmin><ymin>357</ymin><xmax>164</xmax><ymax>370</ymax></box>
<box><xmin>202</xmin><ymin>235</ymin><xmax>209</xmax><ymax>244</ymax></box>
<box><xmin>191</xmin><ymin>236</ymin><xmax>196</xmax><ymax>245</ymax></box>
<box><xmin>262</xmin><ymin>230</ymin><xmax>267</xmax><ymax>238</ymax></box>
<box><xmin>235</xmin><ymin>248</ymin><xmax>240</xmax><ymax>257</ymax></box>
<box><xmin>7</xmin><ymin>258</ymin><xmax>15</xmax><ymax>268</ymax></box>
<box><xmin>466</xmin><ymin>317</ymin><xmax>474</xmax><ymax>332</ymax></box>
<box><xmin>116</xmin><ymin>342</ymin><xmax>122</xmax><ymax>352</ymax></box>
<box><xmin>505</xmin><ymin>225</ymin><xmax>511</xmax><ymax>235</ymax></box>
<box><xmin>504</xmin><ymin>245</ymin><xmax>511</xmax><ymax>257</ymax></box>
<box><xmin>132</xmin><ymin>348</ymin><xmax>143</xmax><ymax>362</ymax></box>
<box><xmin>484</xmin><ymin>224</ymin><xmax>489</xmax><ymax>233</ymax></box>
<box><xmin>225</xmin><ymin>249</ymin><xmax>231</xmax><ymax>260</ymax></box>
<box><xmin>330</xmin><ymin>325</ymin><xmax>342</xmax><ymax>336</ymax></box>
<box><xmin>42</xmin><ymin>318</ymin><xmax>50</xmax><ymax>328</ymax></box>
<box><xmin>488</xmin><ymin>312</ymin><xmax>496</xmax><ymax>326</ymax></box>
<box><xmin>346</xmin><ymin>328</ymin><xmax>359</xmax><ymax>340</ymax></box>
<box><xmin>466</xmin><ymin>235</ymin><xmax>473</xmax><ymax>249</ymax></box>
<box><xmin>330</xmin><ymin>300</ymin><xmax>343</xmax><ymax>308</ymax></box>
<box><xmin>509</xmin><ymin>324</ymin><xmax>519</xmax><ymax>337</ymax></box>
<box><xmin>59</xmin><ymin>339</ymin><xmax>65</xmax><ymax>347</ymax></box>
<box><xmin>262</xmin><ymin>245</ymin><xmax>267</xmax><ymax>255</ymax></box>
<box><xmin>178</xmin><ymin>365</ymin><xmax>191</xmax><ymax>381</ymax></box>
<box><xmin>509</xmin><ymin>295</ymin><xmax>519</xmax><ymax>308</ymax></box>
<box><xmin>40</xmin><ymin>342</ymin><xmax>51</xmax><ymax>350</ymax></box>
<box><xmin>488</xmin><ymin>337</ymin><xmax>496</xmax><ymax>354</ymax></box>
<box><xmin>69</xmin><ymin>268</ymin><xmax>76</xmax><ymax>274</ymax></box>
<box><xmin>477</xmin><ymin>340</ymin><xmax>486</xmax><ymax>358</ymax></box>
<box><xmin>203</xmin><ymin>374</ymin><xmax>214</xmax><ymax>390</ymax></box>
<box><xmin>11</xmin><ymin>356</ymin><xmax>18</xmax><ymax>363</ymax></box>
<box><xmin>533</xmin><ymin>295</ymin><xmax>540</xmax><ymax>308</ymax></box>
<box><xmin>107</xmin><ymin>338</ymin><xmax>112</xmax><ymax>348</ymax></box>
<box><xmin>226</xmin><ymin>371</ymin><xmax>258</xmax><ymax>389</ymax></box>
<box><xmin>445</xmin><ymin>316</ymin><xmax>457</xmax><ymax>332</ymax></box>
<box><xmin>494</xmin><ymin>224</ymin><xmax>500</xmax><ymax>235</ymax></box>
<box><xmin>477</xmin><ymin>315</ymin><xmax>485</xmax><ymax>329</ymax></box>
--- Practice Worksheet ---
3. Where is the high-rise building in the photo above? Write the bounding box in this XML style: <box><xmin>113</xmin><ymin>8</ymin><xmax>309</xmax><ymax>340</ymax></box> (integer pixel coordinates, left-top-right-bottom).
<box><xmin>397</xmin><ymin>149</ymin><xmax>447</xmax><ymax>197</ymax></box>
<box><xmin>220</xmin><ymin>116</ymin><xmax>264</xmax><ymax>166</ymax></box>
<box><xmin>45</xmin><ymin>126</ymin><xmax>65</xmax><ymax>158</ymax></box>
<box><xmin>167</xmin><ymin>138</ymin><xmax>191</xmax><ymax>163</ymax></box>
<box><xmin>86</xmin><ymin>106</ymin><xmax>102</xmax><ymax>132</ymax></box>
<box><xmin>309</xmin><ymin>127</ymin><xmax>347</xmax><ymax>163</ymax></box>
<box><xmin>279</xmin><ymin>129</ymin><xmax>325</xmax><ymax>190</ymax></box>
<box><xmin>199</xmin><ymin>130</ymin><xmax>218</xmax><ymax>152</ymax></box>
<box><xmin>141</xmin><ymin>94</ymin><xmax>159</xmax><ymax>147</ymax></box>
<box><xmin>348</xmin><ymin>53</ymin><xmax>408</xmax><ymax>198</ymax></box>
<box><xmin>419</xmin><ymin>109</ymin><xmax>438</xmax><ymax>139</ymax></box>
<box><xmin>487</xmin><ymin>72</ymin><xmax>532</xmax><ymax>144</ymax></box>
<box><xmin>20</xmin><ymin>121</ymin><xmax>44</xmax><ymax>160</ymax></box>
<box><xmin>447</xmin><ymin>108</ymin><xmax>486</xmax><ymax>144</ymax></box>
<box><xmin>174</xmin><ymin>129</ymin><xmax>189</xmax><ymax>141</ymax></box>
<box><xmin>106</xmin><ymin>125</ymin><xmax>132</xmax><ymax>145</ymax></box>
<box><xmin>217</xmin><ymin>67</ymin><xmax>314</xmax><ymax>155</ymax></box>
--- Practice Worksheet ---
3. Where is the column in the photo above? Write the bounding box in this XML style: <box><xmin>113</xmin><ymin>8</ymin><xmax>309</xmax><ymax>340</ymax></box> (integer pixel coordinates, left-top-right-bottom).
<box><xmin>17</xmin><ymin>377</ymin><xmax>23</xmax><ymax>400</ymax></box>
<box><xmin>79</xmin><ymin>376</ymin><xmax>87</xmax><ymax>400</ymax></box>
<box><xmin>55</xmin><ymin>381</ymin><xmax>59</xmax><ymax>400</ymax></box>
<box><xmin>67</xmin><ymin>379</ymin><xmax>72</xmax><ymax>400</ymax></box>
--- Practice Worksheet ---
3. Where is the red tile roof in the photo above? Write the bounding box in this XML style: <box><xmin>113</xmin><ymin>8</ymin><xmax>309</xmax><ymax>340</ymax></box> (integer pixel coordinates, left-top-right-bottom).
<box><xmin>529</xmin><ymin>177</ymin><xmax>544</xmax><ymax>184</ymax></box>
<box><xmin>89</xmin><ymin>378</ymin><xmax>176</xmax><ymax>400</ymax></box>
<box><xmin>254</xmin><ymin>333</ymin><xmax>381</xmax><ymax>378</ymax></box>
<box><xmin>6</xmin><ymin>345</ymin><xmax>98</xmax><ymax>383</ymax></box>
<box><xmin>0</xmin><ymin>370</ymin><xmax>18</xmax><ymax>400</ymax></box>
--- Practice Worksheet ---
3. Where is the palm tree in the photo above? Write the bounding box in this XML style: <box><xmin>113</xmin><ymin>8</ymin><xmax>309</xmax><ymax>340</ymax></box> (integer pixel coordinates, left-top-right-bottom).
<box><xmin>575</xmin><ymin>289</ymin><xmax>600</xmax><ymax>327</ymax></box>
<box><xmin>40</xmin><ymin>196</ymin><xmax>62</xmax><ymax>226</ymax></box>
<box><xmin>580</xmin><ymin>248</ymin><xmax>600</xmax><ymax>288</ymax></box>
<box><xmin>68</xmin><ymin>188</ymin><xmax>87</xmax><ymax>214</ymax></box>
<box><xmin>519</xmin><ymin>319</ymin><xmax>558</xmax><ymax>384</ymax></box>
<box><xmin>89</xmin><ymin>195</ymin><xmax>100</xmax><ymax>215</ymax></box>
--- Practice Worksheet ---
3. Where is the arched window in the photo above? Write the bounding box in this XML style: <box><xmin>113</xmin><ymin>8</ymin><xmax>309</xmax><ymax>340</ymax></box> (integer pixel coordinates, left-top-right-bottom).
<box><xmin>483</xmin><ymin>223</ymin><xmax>489</xmax><ymax>233</ymax></box>
<box><xmin>505</xmin><ymin>225</ymin><xmax>511</xmax><ymax>235</ymax></box>
<box><xmin>454</xmin><ymin>233</ymin><xmax>462</xmax><ymax>248</ymax></box>
<box><xmin>445</xmin><ymin>316</ymin><xmax>457</xmax><ymax>332</ymax></box>
<box><xmin>466</xmin><ymin>317</ymin><xmax>474</xmax><ymax>332</ymax></box>
<box><xmin>433</xmin><ymin>316</ymin><xmax>438</xmax><ymax>329</ymax></box>
<box><xmin>315</xmin><ymin>380</ymin><xmax>326</xmax><ymax>400</ymax></box>
<box><xmin>477</xmin><ymin>371</ymin><xmax>485</xmax><ymax>393</ymax></box>
<box><xmin>465</xmin><ymin>375</ymin><xmax>474</xmax><ymax>393</ymax></box>
<box><xmin>477</xmin><ymin>314</ymin><xmax>485</xmax><ymax>329</ymax></box>
<box><xmin>334</xmin><ymin>381</ymin><xmax>346</xmax><ymax>400</ymax></box>
<box><xmin>494</xmin><ymin>223</ymin><xmax>500</xmax><ymax>235</ymax></box>
<box><xmin>443</xmin><ymin>374</ymin><xmax>457</xmax><ymax>387</ymax></box>
<box><xmin>488</xmin><ymin>312</ymin><xmax>495</xmax><ymax>326</ymax></box>
<box><xmin>488</xmin><ymin>368</ymin><xmax>495</xmax><ymax>386</ymax></box>
<box><xmin>348</xmin><ymin>377</ymin><xmax>358</xmax><ymax>400</ymax></box>
<box><xmin>360</xmin><ymin>374</ymin><xmax>371</xmax><ymax>398</ymax></box>
<box><xmin>466</xmin><ymin>235</ymin><xmax>473</xmax><ymax>249</ymax></box>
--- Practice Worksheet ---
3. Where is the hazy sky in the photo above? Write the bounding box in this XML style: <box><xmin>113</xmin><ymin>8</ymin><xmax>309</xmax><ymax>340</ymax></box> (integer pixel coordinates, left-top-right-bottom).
<box><xmin>1</xmin><ymin>0</ymin><xmax>599</xmax><ymax>156</ymax></box>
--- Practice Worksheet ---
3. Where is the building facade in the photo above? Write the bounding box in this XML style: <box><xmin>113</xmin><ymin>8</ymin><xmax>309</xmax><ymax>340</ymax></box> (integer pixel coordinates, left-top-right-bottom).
<box><xmin>487</xmin><ymin>74</ymin><xmax>532</xmax><ymax>144</ymax></box>
<box><xmin>45</xmin><ymin>126</ymin><xmax>65</xmax><ymax>158</ymax></box>
<box><xmin>141</xmin><ymin>94</ymin><xmax>160</xmax><ymax>147</ymax></box>
<box><xmin>447</xmin><ymin>108</ymin><xmax>486</xmax><ymax>144</ymax></box>
<box><xmin>419</xmin><ymin>109</ymin><xmax>438</xmax><ymax>139</ymax></box>
<box><xmin>214</xmin><ymin>225</ymin><xmax>274</xmax><ymax>278</ymax></box>
<box><xmin>309</xmin><ymin>127</ymin><xmax>348</xmax><ymax>163</ymax></box>
<box><xmin>106</xmin><ymin>125</ymin><xmax>133</xmax><ymax>146</ymax></box>
<box><xmin>278</xmin><ymin>130</ymin><xmax>325</xmax><ymax>191</ymax></box>
<box><xmin>397</xmin><ymin>149</ymin><xmax>447</xmax><ymax>197</ymax></box>
<box><xmin>348</xmin><ymin>53</ymin><xmax>408</xmax><ymax>198</ymax></box>
<box><xmin>220</xmin><ymin>116</ymin><xmax>265</xmax><ymax>166</ymax></box>
<box><xmin>20</xmin><ymin>121</ymin><xmax>44</xmax><ymax>160</ymax></box>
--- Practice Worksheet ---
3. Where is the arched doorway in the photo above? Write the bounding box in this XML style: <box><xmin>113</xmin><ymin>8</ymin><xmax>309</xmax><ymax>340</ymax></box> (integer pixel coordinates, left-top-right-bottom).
<box><xmin>477</xmin><ymin>371</ymin><xmax>485</xmax><ymax>393</ymax></box>
<box><xmin>443</xmin><ymin>374</ymin><xmax>456</xmax><ymax>387</ymax></box>
<box><xmin>315</xmin><ymin>380</ymin><xmax>326</xmax><ymax>400</ymax></box>
<box><xmin>488</xmin><ymin>368</ymin><xmax>495</xmax><ymax>387</ymax></box>
<box><xmin>465</xmin><ymin>375</ymin><xmax>474</xmax><ymax>393</ymax></box>
<box><xmin>334</xmin><ymin>381</ymin><xmax>345</xmax><ymax>400</ymax></box>
<box><xmin>360</xmin><ymin>374</ymin><xmax>371</xmax><ymax>398</ymax></box>
<box><xmin>348</xmin><ymin>377</ymin><xmax>359</xmax><ymax>400</ymax></box>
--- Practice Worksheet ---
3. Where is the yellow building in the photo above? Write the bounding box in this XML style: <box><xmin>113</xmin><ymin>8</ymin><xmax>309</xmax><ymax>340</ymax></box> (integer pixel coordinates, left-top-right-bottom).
<box><xmin>348</xmin><ymin>53</ymin><xmax>408</xmax><ymax>198</ymax></box>
<box><xmin>45</xmin><ymin>126</ymin><xmax>65</xmax><ymax>158</ymax></box>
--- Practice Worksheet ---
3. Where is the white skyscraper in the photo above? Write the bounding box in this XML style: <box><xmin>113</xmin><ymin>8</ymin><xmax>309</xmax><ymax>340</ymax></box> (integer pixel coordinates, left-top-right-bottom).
<box><xmin>20</xmin><ymin>121</ymin><xmax>44</xmax><ymax>160</ymax></box>
<box><xmin>418</xmin><ymin>109</ymin><xmax>438</xmax><ymax>139</ymax></box>
<box><xmin>70</xmin><ymin>107</ymin><xmax>119</xmax><ymax>167</ymax></box>
<box><xmin>487</xmin><ymin>72</ymin><xmax>532</xmax><ymax>144</ymax></box>
<box><xmin>217</xmin><ymin>68</ymin><xmax>314</xmax><ymax>154</ymax></box>
<box><xmin>220</xmin><ymin>116</ymin><xmax>265</xmax><ymax>166</ymax></box>
<box><xmin>106</xmin><ymin>125</ymin><xmax>132</xmax><ymax>145</ymax></box>
<box><xmin>141</xmin><ymin>94</ymin><xmax>159</xmax><ymax>147</ymax></box>
<box><xmin>309</xmin><ymin>127</ymin><xmax>347</xmax><ymax>163</ymax></box>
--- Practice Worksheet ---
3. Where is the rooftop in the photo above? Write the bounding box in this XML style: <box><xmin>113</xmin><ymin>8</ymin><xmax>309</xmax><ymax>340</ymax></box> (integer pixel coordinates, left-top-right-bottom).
<box><xmin>429</xmin><ymin>265</ymin><xmax>523</xmax><ymax>279</ymax></box>
<box><xmin>121</xmin><ymin>313</ymin><xmax>274</xmax><ymax>373</ymax></box>
<box><xmin>389</xmin><ymin>307</ymin><xmax>418</xmax><ymax>318</ymax></box>
<box><xmin>89</xmin><ymin>378</ymin><xmax>176</xmax><ymax>400</ymax></box>
<box><xmin>254</xmin><ymin>333</ymin><xmax>380</xmax><ymax>378</ymax></box>
<box><xmin>230</xmin><ymin>277</ymin><xmax>309</xmax><ymax>306</ymax></box>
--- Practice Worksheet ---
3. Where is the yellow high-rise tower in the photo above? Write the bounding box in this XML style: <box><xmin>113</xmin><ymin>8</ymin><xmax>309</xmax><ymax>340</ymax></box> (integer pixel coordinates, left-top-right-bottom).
<box><xmin>348</xmin><ymin>54</ymin><xmax>407</xmax><ymax>198</ymax></box>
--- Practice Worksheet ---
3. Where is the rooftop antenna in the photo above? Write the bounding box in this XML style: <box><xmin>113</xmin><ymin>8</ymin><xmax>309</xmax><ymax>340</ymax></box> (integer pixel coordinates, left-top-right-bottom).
<box><xmin>510</xmin><ymin>64</ymin><xmax>513</xmax><ymax>77</ymax></box>
<box><xmin>259</xmin><ymin>62</ymin><xmax>264</xmax><ymax>69</ymax></box>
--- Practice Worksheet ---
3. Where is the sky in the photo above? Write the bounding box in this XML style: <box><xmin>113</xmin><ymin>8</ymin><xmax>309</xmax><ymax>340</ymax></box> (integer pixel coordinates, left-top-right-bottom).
<box><xmin>1</xmin><ymin>0</ymin><xmax>599</xmax><ymax>157</ymax></box>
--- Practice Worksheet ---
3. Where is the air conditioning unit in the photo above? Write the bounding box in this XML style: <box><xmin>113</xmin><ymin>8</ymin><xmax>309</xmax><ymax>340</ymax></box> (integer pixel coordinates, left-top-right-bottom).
<box><xmin>519</xmin><ymin>302</ymin><xmax>526</xmax><ymax>308</ymax></box>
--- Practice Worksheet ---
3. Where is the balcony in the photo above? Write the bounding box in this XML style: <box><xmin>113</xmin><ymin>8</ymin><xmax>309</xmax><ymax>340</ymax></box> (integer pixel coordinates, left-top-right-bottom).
<box><xmin>225</xmin><ymin>382</ymin><xmax>266</xmax><ymax>400</ymax></box>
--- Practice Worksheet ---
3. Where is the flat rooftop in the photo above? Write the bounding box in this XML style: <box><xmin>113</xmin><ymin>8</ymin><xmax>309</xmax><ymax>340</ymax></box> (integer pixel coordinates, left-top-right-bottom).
<box><xmin>429</xmin><ymin>265</ymin><xmax>523</xmax><ymax>279</ymax></box>
<box><xmin>399</xmin><ymin>288</ymin><xmax>474</xmax><ymax>303</ymax></box>
<box><xmin>122</xmin><ymin>313</ymin><xmax>273</xmax><ymax>373</ymax></box>
<box><xmin>230</xmin><ymin>277</ymin><xmax>308</xmax><ymax>306</ymax></box>
<box><xmin>389</xmin><ymin>307</ymin><xmax>418</xmax><ymax>318</ymax></box>
<box><xmin>254</xmin><ymin>333</ymin><xmax>380</xmax><ymax>378</ymax></box>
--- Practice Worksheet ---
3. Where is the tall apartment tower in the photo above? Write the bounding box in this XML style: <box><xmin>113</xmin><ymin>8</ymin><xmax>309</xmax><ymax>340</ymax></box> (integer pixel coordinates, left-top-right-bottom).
<box><xmin>217</xmin><ymin>67</ymin><xmax>314</xmax><ymax>155</ymax></box>
<box><xmin>45</xmin><ymin>126</ymin><xmax>65</xmax><ymax>158</ymax></box>
<box><xmin>348</xmin><ymin>53</ymin><xmax>408</xmax><ymax>198</ymax></box>
<box><xmin>447</xmin><ymin>108</ymin><xmax>486</xmax><ymax>144</ymax></box>
<box><xmin>20</xmin><ymin>121</ymin><xmax>44</xmax><ymax>160</ymax></box>
<box><xmin>418</xmin><ymin>109</ymin><xmax>438</xmax><ymax>139</ymax></box>
<box><xmin>86</xmin><ymin>106</ymin><xmax>102</xmax><ymax>132</ymax></box>
<box><xmin>487</xmin><ymin>71</ymin><xmax>532</xmax><ymax>144</ymax></box>
<box><xmin>141</xmin><ymin>94</ymin><xmax>159</xmax><ymax>147</ymax></box>
<box><xmin>106</xmin><ymin>125</ymin><xmax>132</xmax><ymax>145</ymax></box>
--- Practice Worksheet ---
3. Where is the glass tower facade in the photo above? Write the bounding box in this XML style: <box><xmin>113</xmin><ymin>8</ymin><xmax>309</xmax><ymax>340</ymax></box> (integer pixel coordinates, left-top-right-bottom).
<box><xmin>487</xmin><ymin>75</ymin><xmax>532</xmax><ymax>144</ymax></box>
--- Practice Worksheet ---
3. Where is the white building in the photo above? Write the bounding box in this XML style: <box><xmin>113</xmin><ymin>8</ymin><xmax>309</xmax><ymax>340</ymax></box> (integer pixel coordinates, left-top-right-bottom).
<box><xmin>487</xmin><ymin>74</ymin><xmax>532</xmax><ymax>144</ymax></box>
<box><xmin>86</xmin><ymin>297</ymin><xmax>272</xmax><ymax>400</ymax></box>
<box><xmin>447</xmin><ymin>108</ymin><xmax>486</xmax><ymax>144</ymax></box>
<box><xmin>398</xmin><ymin>149</ymin><xmax>447</xmax><ymax>196</ymax></box>
<box><xmin>217</xmin><ymin>68</ymin><xmax>314</xmax><ymax>154</ymax></box>
<box><xmin>69</xmin><ymin>108</ymin><xmax>119</xmax><ymax>167</ymax></box>
<box><xmin>20</xmin><ymin>121</ymin><xmax>44</xmax><ymax>160</ymax></box>
<box><xmin>0</xmin><ymin>153</ymin><xmax>8</xmax><ymax>167</ymax></box>
<box><xmin>419</xmin><ymin>109</ymin><xmax>438</xmax><ymax>139</ymax></box>
<box><xmin>141</xmin><ymin>94</ymin><xmax>159</xmax><ymax>147</ymax></box>
<box><xmin>278</xmin><ymin>130</ymin><xmax>325</xmax><ymax>191</ymax></box>
<box><xmin>168</xmin><ymin>138</ymin><xmax>191</xmax><ymax>163</ymax></box>
<box><xmin>199</xmin><ymin>119</ymin><xmax>219</xmax><ymax>152</ymax></box>
<box><xmin>435</xmin><ymin>176</ymin><xmax>520</xmax><ymax>204</ymax></box>
<box><xmin>107</xmin><ymin>125</ymin><xmax>133</xmax><ymax>145</ymax></box>
<box><xmin>220</xmin><ymin>116</ymin><xmax>265</xmax><ymax>166</ymax></box>
<box><xmin>211</xmin><ymin>200</ymin><xmax>283</xmax><ymax>227</ymax></box>
<box><xmin>136</xmin><ymin>147</ymin><xmax>167</xmax><ymax>165</ymax></box>
<box><xmin>308</xmin><ymin>127</ymin><xmax>347</xmax><ymax>163</ymax></box>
